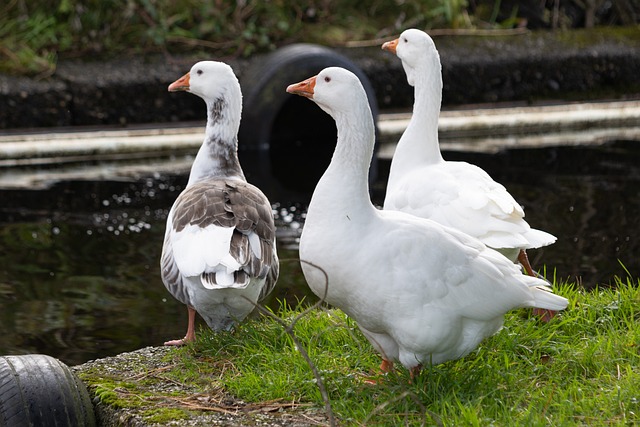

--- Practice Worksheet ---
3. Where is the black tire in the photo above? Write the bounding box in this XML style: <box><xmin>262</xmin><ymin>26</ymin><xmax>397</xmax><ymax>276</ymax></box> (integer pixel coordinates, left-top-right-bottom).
<box><xmin>0</xmin><ymin>354</ymin><xmax>96</xmax><ymax>427</ymax></box>
<box><xmin>238</xmin><ymin>44</ymin><xmax>379</xmax><ymax>201</ymax></box>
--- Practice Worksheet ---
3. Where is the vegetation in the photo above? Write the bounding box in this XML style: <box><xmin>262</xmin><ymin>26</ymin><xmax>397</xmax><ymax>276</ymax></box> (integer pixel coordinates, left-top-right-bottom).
<box><xmin>0</xmin><ymin>0</ymin><xmax>468</xmax><ymax>76</ymax></box>
<box><xmin>2</xmin><ymin>0</ymin><xmax>638</xmax><ymax>77</ymax></box>
<box><xmin>77</xmin><ymin>275</ymin><xmax>640</xmax><ymax>426</ymax></box>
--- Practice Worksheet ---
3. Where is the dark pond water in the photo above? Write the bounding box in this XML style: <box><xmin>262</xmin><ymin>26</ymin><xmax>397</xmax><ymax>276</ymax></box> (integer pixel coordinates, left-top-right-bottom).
<box><xmin>1</xmin><ymin>139</ymin><xmax>639</xmax><ymax>366</ymax></box>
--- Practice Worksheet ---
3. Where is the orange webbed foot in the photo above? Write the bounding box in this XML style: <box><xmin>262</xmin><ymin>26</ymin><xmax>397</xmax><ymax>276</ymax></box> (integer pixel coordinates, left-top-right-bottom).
<box><xmin>363</xmin><ymin>359</ymin><xmax>395</xmax><ymax>385</ymax></box>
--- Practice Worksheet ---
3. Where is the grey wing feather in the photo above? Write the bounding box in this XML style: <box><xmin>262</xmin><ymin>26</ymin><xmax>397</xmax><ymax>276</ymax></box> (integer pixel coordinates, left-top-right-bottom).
<box><xmin>160</xmin><ymin>225</ymin><xmax>192</xmax><ymax>306</ymax></box>
<box><xmin>165</xmin><ymin>179</ymin><xmax>279</xmax><ymax>296</ymax></box>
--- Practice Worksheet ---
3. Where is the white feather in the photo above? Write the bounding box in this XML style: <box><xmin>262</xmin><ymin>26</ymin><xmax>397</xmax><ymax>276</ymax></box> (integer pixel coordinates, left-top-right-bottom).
<box><xmin>248</xmin><ymin>231</ymin><xmax>262</xmax><ymax>258</ymax></box>
<box><xmin>384</xmin><ymin>29</ymin><xmax>556</xmax><ymax>258</ymax></box>
<box><xmin>294</xmin><ymin>67</ymin><xmax>568</xmax><ymax>370</ymax></box>
<box><xmin>172</xmin><ymin>224</ymin><xmax>234</xmax><ymax>277</ymax></box>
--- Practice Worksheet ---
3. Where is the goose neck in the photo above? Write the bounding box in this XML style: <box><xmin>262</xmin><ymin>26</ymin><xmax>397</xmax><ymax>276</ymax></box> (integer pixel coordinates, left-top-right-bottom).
<box><xmin>395</xmin><ymin>71</ymin><xmax>444</xmax><ymax>167</ymax></box>
<box><xmin>187</xmin><ymin>96</ymin><xmax>245</xmax><ymax>186</ymax></box>
<box><xmin>309</xmin><ymin>107</ymin><xmax>376</xmax><ymax>220</ymax></box>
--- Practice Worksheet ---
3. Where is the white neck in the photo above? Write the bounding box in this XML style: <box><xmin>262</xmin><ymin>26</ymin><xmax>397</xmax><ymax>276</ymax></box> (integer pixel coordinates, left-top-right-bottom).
<box><xmin>389</xmin><ymin>56</ymin><xmax>444</xmax><ymax>178</ymax></box>
<box><xmin>307</xmin><ymin>102</ymin><xmax>376</xmax><ymax>225</ymax></box>
<box><xmin>187</xmin><ymin>93</ymin><xmax>245</xmax><ymax>187</ymax></box>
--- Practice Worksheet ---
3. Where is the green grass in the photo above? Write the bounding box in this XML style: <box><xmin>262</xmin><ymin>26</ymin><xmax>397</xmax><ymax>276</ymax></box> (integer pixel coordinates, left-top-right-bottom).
<box><xmin>78</xmin><ymin>276</ymin><xmax>640</xmax><ymax>425</ymax></box>
<box><xmin>180</xmin><ymin>276</ymin><xmax>640</xmax><ymax>425</ymax></box>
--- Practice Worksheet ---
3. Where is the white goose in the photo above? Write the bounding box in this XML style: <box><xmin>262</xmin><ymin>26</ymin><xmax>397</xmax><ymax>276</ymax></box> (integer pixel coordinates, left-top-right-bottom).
<box><xmin>286</xmin><ymin>67</ymin><xmax>567</xmax><ymax>375</ymax></box>
<box><xmin>381</xmin><ymin>29</ymin><xmax>556</xmax><ymax>279</ymax></box>
<box><xmin>161</xmin><ymin>61</ymin><xmax>279</xmax><ymax>346</ymax></box>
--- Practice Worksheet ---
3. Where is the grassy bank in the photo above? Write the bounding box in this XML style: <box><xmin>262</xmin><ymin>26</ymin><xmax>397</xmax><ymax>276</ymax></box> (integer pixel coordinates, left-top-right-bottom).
<box><xmin>75</xmin><ymin>275</ymin><xmax>640</xmax><ymax>426</ymax></box>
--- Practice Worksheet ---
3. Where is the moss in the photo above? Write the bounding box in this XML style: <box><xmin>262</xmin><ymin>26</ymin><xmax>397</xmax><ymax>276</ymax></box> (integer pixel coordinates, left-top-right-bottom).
<box><xmin>141</xmin><ymin>408</ymin><xmax>190</xmax><ymax>423</ymax></box>
<box><xmin>93</xmin><ymin>384</ymin><xmax>122</xmax><ymax>408</ymax></box>
<box><xmin>92</xmin><ymin>381</ymin><xmax>146</xmax><ymax>409</ymax></box>
<box><xmin>553</xmin><ymin>26</ymin><xmax>640</xmax><ymax>47</ymax></box>
<box><xmin>75</xmin><ymin>348</ymin><xmax>200</xmax><ymax>417</ymax></box>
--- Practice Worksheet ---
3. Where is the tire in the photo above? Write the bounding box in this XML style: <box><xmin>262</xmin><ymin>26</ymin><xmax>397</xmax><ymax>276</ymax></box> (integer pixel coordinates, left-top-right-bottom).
<box><xmin>238</xmin><ymin>44</ymin><xmax>379</xmax><ymax>200</ymax></box>
<box><xmin>0</xmin><ymin>354</ymin><xmax>96</xmax><ymax>427</ymax></box>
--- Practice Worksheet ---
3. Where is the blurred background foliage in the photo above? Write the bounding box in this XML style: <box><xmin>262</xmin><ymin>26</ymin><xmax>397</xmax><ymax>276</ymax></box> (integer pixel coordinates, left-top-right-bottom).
<box><xmin>0</xmin><ymin>0</ymin><xmax>638</xmax><ymax>77</ymax></box>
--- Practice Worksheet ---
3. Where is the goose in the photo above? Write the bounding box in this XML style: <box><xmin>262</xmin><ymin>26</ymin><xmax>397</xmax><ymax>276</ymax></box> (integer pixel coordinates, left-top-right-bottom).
<box><xmin>381</xmin><ymin>29</ymin><xmax>556</xmax><ymax>284</ymax></box>
<box><xmin>161</xmin><ymin>61</ymin><xmax>279</xmax><ymax>346</ymax></box>
<box><xmin>286</xmin><ymin>67</ymin><xmax>567</xmax><ymax>376</ymax></box>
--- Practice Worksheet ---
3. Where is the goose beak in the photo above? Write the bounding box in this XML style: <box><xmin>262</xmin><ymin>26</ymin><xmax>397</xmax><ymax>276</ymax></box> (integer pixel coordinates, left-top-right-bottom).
<box><xmin>168</xmin><ymin>72</ymin><xmax>190</xmax><ymax>92</ymax></box>
<box><xmin>382</xmin><ymin>38</ymin><xmax>399</xmax><ymax>54</ymax></box>
<box><xmin>286</xmin><ymin>76</ymin><xmax>316</xmax><ymax>99</ymax></box>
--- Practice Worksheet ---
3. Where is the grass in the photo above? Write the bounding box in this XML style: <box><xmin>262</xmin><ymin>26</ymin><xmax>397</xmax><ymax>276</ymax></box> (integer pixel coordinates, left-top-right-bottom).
<box><xmin>77</xmin><ymin>274</ymin><xmax>640</xmax><ymax>426</ymax></box>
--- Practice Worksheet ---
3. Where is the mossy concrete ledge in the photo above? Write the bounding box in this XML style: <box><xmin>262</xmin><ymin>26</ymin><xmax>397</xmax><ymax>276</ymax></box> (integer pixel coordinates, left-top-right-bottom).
<box><xmin>72</xmin><ymin>346</ymin><xmax>328</xmax><ymax>427</ymax></box>
<box><xmin>1</xmin><ymin>28</ymin><xmax>639</xmax><ymax>130</ymax></box>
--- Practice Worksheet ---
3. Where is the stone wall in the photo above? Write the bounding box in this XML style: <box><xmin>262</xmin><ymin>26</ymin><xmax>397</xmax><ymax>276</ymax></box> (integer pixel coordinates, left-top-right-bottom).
<box><xmin>1</xmin><ymin>28</ymin><xmax>638</xmax><ymax>130</ymax></box>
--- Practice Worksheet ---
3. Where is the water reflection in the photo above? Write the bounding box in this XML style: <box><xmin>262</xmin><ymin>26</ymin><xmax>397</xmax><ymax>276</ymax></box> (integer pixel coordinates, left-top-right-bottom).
<box><xmin>0</xmin><ymin>139</ymin><xmax>639</xmax><ymax>365</ymax></box>
<box><xmin>439</xmin><ymin>140</ymin><xmax>640</xmax><ymax>286</ymax></box>
<box><xmin>0</xmin><ymin>175</ymin><xmax>311</xmax><ymax>365</ymax></box>
<box><xmin>0</xmin><ymin>215</ymin><xmax>174</xmax><ymax>364</ymax></box>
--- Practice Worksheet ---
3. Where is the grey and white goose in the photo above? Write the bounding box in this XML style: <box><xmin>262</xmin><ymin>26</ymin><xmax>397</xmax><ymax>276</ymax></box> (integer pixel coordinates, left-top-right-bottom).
<box><xmin>161</xmin><ymin>61</ymin><xmax>279</xmax><ymax>346</ymax></box>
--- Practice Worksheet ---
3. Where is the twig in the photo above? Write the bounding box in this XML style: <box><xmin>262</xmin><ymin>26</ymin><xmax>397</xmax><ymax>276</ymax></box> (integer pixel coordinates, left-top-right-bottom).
<box><xmin>129</xmin><ymin>364</ymin><xmax>177</xmax><ymax>381</ymax></box>
<box><xmin>363</xmin><ymin>390</ymin><xmax>443</xmax><ymax>427</ymax></box>
<box><xmin>149</xmin><ymin>374</ymin><xmax>190</xmax><ymax>388</ymax></box>
<box><xmin>300</xmin><ymin>412</ymin><xmax>333</xmax><ymax>426</ymax></box>
<box><xmin>344</xmin><ymin>27</ymin><xmax>529</xmax><ymax>48</ymax></box>
<box><xmin>167</xmin><ymin>398</ymin><xmax>238</xmax><ymax>414</ymax></box>
<box><xmin>244</xmin><ymin>399</ymin><xmax>313</xmax><ymax>413</ymax></box>
<box><xmin>540</xmin><ymin>383</ymin><xmax>557</xmax><ymax>420</ymax></box>
<box><xmin>245</xmin><ymin>258</ymin><xmax>336</xmax><ymax>427</ymax></box>
<box><xmin>166</xmin><ymin>35</ymin><xmax>238</xmax><ymax>50</ymax></box>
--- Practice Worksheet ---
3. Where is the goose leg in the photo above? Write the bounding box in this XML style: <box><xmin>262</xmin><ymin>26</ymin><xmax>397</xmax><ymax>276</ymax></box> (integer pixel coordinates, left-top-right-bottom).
<box><xmin>380</xmin><ymin>359</ymin><xmax>394</xmax><ymax>373</ymax></box>
<box><xmin>164</xmin><ymin>306</ymin><xmax>197</xmax><ymax>346</ymax></box>
<box><xmin>363</xmin><ymin>359</ymin><xmax>394</xmax><ymax>385</ymax></box>
<box><xmin>365</xmin><ymin>360</ymin><xmax>422</xmax><ymax>384</ymax></box>
<box><xmin>518</xmin><ymin>250</ymin><xmax>557</xmax><ymax>322</ymax></box>
<box><xmin>409</xmin><ymin>365</ymin><xmax>422</xmax><ymax>383</ymax></box>
<box><xmin>517</xmin><ymin>249</ymin><xmax>536</xmax><ymax>277</ymax></box>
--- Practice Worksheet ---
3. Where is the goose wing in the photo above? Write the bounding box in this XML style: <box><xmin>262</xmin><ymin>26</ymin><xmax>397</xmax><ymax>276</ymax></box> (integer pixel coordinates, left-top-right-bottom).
<box><xmin>161</xmin><ymin>179</ymin><xmax>278</xmax><ymax>305</ymax></box>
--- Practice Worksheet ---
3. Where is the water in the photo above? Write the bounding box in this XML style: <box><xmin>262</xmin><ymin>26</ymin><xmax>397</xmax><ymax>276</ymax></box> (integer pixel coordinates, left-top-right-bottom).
<box><xmin>0</xmin><ymin>175</ymin><xmax>312</xmax><ymax>365</ymax></box>
<box><xmin>1</xmin><ymin>139</ymin><xmax>639</xmax><ymax>365</ymax></box>
<box><xmin>441</xmin><ymin>140</ymin><xmax>640</xmax><ymax>285</ymax></box>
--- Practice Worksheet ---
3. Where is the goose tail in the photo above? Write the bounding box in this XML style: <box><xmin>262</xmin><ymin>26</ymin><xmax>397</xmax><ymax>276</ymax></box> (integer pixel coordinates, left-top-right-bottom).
<box><xmin>524</xmin><ymin>277</ymin><xmax>569</xmax><ymax>311</ymax></box>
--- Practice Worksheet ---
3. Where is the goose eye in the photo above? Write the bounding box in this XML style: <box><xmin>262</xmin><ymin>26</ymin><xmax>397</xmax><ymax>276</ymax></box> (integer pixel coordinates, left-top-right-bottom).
<box><xmin>196</xmin><ymin>69</ymin><xmax>203</xmax><ymax>75</ymax></box>
<box><xmin>403</xmin><ymin>37</ymin><xmax>408</xmax><ymax>43</ymax></box>
<box><xmin>324</xmin><ymin>76</ymin><xmax>331</xmax><ymax>83</ymax></box>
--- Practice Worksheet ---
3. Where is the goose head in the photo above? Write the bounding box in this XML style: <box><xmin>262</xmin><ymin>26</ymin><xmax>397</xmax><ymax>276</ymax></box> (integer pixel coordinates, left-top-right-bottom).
<box><xmin>168</xmin><ymin>60</ymin><xmax>244</xmax><ymax>184</ymax></box>
<box><xmin>168</xmin><ymin>61</ymin><xmax>241</xmax><ymax>105</ymax></box>
<box><xmin>382</xmin><ymin>28</ymin><xmax>440</xmax><ymax>87</ymax></box>
<box><xmin>286</xmin><ymin>67</ymin><xmax>367</xmax><ymax>119</ymax></box>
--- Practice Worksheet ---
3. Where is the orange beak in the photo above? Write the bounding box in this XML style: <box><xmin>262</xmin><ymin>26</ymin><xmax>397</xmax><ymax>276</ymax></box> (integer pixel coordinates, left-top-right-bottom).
<box><xmin>381</xmin><ymin>38</ymin><xmax>399</xmax><ymax>54</ymax></box>
<box><xmin>286</xmin><ymin>76</ymin><xmax>316</xmax><ymax>99</ymax></box>
<box><xmin>168</xmin><ymin>72</ymin><xmax>190</xmax><ymax>92</ymax></box>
